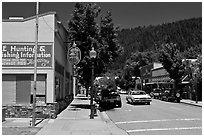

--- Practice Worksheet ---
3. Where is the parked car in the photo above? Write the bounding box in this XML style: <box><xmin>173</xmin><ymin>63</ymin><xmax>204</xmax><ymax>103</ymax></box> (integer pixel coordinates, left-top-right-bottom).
<box><xmin>127</xmin><ymin>88</ymin><xmax>134</xmax><ymax>94</ymax></box>
<box><xmin>150</xmin><ymin>88</ymin><xmax>162</xmax><ymax>99</ymax></box>
<box><xmin>126</xmin><ymin>90</ymin><xmax>152</xmax><ymax>105</ymax></box>
<box><xmin>119</xmin><ymin>89</ymin><xmax>127</xmax><ymax>94</ymax></box>
<box><xmin>98</xmin><ymin>89</ymin><xmax>122</xmax><ymax>109</ymax></box>
<box><xmin>160</xmin><ymin>89</ymin><xmax>181</xmax><ymax>103</ymax></box>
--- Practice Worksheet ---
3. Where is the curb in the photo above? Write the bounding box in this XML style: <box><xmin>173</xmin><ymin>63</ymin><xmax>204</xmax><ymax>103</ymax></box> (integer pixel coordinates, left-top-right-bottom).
<box><xmin>180</xmin><ymin>101</ymin><xmax>202</xmax><ymax>107</ymax></box>
<box><xmin>99</xmin><ymin>111</ymin><xmax>112</xmax><ymax>124</ymax></box>
<box><xmin>36</xmin><ymin>119</ymin><xmax>50</xmax><ymax>127</ymax></box>
<box><xmin>98</xmin><ymin>110</ymin><xmax>128</xmax><ymax>135</ymax></box>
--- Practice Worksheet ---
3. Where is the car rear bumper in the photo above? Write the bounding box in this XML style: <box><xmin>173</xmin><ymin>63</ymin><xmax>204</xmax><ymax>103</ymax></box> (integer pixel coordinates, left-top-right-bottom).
<box><xmin>101</xmin><ymin>99</ymin><xmax>121</xmax><ymax>104</ymax></box>
<box><xmin>133</xmin><ymin>99</ymin><xmax>152</xmax><ymax>103</ymax></box>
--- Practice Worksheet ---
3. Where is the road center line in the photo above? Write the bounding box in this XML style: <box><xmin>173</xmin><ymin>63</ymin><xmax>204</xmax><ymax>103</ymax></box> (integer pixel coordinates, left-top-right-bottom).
<box><xmin>115</xmin><ymin>118</ymin><xmax>201</xmax><ymax>124</ymax></box>
<box><xmin>126</xmin><ymin>127</ymin><xmax>202</xmax><ymax>133</ymax></box>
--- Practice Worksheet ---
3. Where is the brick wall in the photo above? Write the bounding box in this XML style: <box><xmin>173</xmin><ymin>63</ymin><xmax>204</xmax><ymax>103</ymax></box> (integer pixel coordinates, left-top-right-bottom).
<box><xmin>3</xmin><ymin>94</ymin><xmax>73</xmax><ymax>119</ymax></box>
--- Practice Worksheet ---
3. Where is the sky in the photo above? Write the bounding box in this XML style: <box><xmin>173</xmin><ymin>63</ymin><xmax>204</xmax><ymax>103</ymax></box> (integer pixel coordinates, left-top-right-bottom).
<box><xmin>2</xmin><ymin>1</ymin><xmax>202</xmax><ymax>29</ymax></box>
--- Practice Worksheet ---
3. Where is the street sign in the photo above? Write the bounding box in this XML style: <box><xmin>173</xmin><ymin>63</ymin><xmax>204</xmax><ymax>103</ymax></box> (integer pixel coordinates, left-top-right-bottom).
<box><xmin>68</xmin><ymin>43</ymin><xmax>81</xmax><ymax>65</ymax></box>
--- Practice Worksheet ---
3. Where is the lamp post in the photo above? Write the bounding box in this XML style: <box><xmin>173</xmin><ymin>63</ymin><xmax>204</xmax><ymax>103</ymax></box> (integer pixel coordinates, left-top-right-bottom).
<box><xmin>89</xmin><ymin>47</ymin><xmax>96</xmax><ymax>119</ymax></box>
<box><xmin>135</xmin><ymin>77</ymin><xmax>141</xmax><ymax>90</ymax></box>
<box><xmin>132</xmin><ymin>76</ymin><xmax>136</xmax><ymax>89</ymax></box>
<box><xmin>193</xmin><ymin>69</ymin><xmax>199</xmax><ymax>103</ymax></box>
<box><xmin>137</xmin><ymin>77</ymin><xmax>142</xmax><ymax>90</ymax></box>
<box><xmin>73</xmin><ymin>65</ymin><xmax>76</xmax><ymax>98</ymax></box>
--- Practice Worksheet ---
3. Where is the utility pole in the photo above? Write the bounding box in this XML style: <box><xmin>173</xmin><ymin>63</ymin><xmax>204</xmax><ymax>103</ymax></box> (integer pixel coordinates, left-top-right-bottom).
<box><xmin>32</xmin><ymin>2</ymin><xmax>39</xmax><ymax>127</ymax></box>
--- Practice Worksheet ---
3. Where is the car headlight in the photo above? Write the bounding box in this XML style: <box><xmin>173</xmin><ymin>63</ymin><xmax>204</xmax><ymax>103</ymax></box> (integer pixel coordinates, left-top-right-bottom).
<box><xmin>176</xmin><ymin>93</ymin><xmax>180</xmax><ymax>97</ymax></box>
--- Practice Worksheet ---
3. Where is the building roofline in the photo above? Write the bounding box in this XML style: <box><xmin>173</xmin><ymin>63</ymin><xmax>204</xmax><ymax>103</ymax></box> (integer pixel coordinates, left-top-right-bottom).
<box><xmin>3</xmin><ymin>11</ymin><xmax>68</xmax><ymax>34</ymax></box>
<box><xmin>2</xmin><ymin>12</ymin><xmax>57</xmax><ymax>22</ymax></box>
<box><xmin>152</xmin><ymin>66</ymin><xmax>164</xmax><ymax>71</ymax></box>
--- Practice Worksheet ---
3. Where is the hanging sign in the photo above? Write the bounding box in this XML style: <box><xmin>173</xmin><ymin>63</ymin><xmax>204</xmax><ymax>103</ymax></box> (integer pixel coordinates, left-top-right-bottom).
<box><xmin>68</xmin><ymin>43</ymin><xmax>81</xmax><ymax>65</ymax></box>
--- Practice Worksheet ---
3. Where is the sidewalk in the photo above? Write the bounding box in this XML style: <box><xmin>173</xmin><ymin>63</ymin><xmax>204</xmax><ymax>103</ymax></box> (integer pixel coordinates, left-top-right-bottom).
<box><xmin>36</xmin><ymin>94</ymin><xmax>128</xmax><ymax>135</ymax></box>
<box><xmin>180</xmin><ymin>99</ymin><xmax>202</xmax><ymax>107</ymax></box>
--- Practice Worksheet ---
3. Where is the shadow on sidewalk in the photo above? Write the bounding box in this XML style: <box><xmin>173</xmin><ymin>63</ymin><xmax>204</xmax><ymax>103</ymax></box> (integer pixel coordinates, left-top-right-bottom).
<box><xmin>98</xmin><ymin>106</ymin><xmax>115</xmax><ymax>112</ymax></box>
<box><xmin>75</xmin><ymin>98</ymin><xmax>89</xmax><ymax>100</ymax></box>
<box><xmin>70</xmin><ymin>104</ymin><xmax>91</xmax><ymax>109</ymax></box>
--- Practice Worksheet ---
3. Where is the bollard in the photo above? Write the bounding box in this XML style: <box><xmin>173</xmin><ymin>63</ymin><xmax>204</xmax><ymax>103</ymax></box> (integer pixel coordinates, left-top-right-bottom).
<box><xmin>94</xmin><ymin>103</ymin><xmax>97</xmax><ymax>116</ymax></box>
<box><xmin>90</xmin><ymin>104</ymin><xmax>94</xmax><ymax>119</ymax></box>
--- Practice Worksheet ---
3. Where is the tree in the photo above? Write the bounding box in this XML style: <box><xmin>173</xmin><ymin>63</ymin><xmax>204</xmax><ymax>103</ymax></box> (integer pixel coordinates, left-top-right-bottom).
<box><xmin>68</xmin><ymin>3</ymin><xmax>122</xmax><ymax>93</ymax></box>
<box><xmin>99</xmin><ymin>11</ymin><xmax>123</xmax><ymax>67</ymax></box>
<box><xmin>114</xmin><ymin>17</ymin><xmax>201</xmax><ymax>70</ymax></box>
<box><xmin>124</xmin><ymin>51</ymin><xmax>152</xmax><ymax>77</ymax></box>
<box><xmin>159</xmin><ymin>43</ymin><xmax>185</xmax><ymax>89</ymax></box>
<box><xmin>118</xmin><ymin>51</ymin><xmax>152</xmax><ymax>90</ymax></box>
<box><xmin>183</xmin><ymin>55</ymin><xmax>202</xmax><ymax>101</ymax></box>
<box><xmin>68</xmin><ymin>3</ymin><xmax>100</xmax><ymax>94</ymax></box>
<box><xmin>183</xmin><ymin>44</ymin><xmax>202</xmax><ymax>59</ymax></box>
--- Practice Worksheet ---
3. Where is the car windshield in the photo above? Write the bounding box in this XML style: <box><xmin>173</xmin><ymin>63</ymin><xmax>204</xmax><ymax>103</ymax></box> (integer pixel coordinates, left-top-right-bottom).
<box><xmin>101</xmin><ymin>90</ymin><xmax>118</xmax><ymax>96</ymax></box>
<box><xmin>132</xmin><ymin>91</ymin><xmax>146</xmax><ymax>95</ymax></box>
<box><xmin>154</xmin><ymin>89</ymin><xmax>161</xmax><ymax>93</ymax></box>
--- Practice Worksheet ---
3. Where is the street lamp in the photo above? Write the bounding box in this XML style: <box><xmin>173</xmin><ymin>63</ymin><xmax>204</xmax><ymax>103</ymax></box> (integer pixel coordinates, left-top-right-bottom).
<box><xmin>89</xmin><ymin>47</ymin><xmax>96</xmax><ymax>119</ymax></box>
<box><xmin>132</xmin><ymin>76</ymin><xmax>136</xmax><ymax>89</ymax></box>
<box><xmin>193</xmin><ymin>68</ymin><xmax>199</xmax><ymax>103</ymax></box>
<box><xmin>132</xmin><ymin>76</ymin><xmax>141</xmax><ymax>90</ymax></box>
<box><xmin>137</xmin><ymin>77</ymin><xmax>142</xmax><ymax>90</ymax></box>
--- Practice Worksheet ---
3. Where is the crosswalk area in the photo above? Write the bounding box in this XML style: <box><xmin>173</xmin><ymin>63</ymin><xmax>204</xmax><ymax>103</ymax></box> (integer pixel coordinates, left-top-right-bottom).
<box><xmin>115</xmin><ymin>118</ymin><xmax>202</xmax><ymax>135</ymax></box>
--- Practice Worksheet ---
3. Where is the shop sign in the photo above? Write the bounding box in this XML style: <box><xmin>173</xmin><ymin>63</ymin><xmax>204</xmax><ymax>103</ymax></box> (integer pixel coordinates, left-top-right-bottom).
<box><xmin>2</xmin><ymin>45</ymin><xmax>52</xmax><ymax>67</ymax></box>
<box><xmin>68</xmin><ymin>46</ymin><xmax>81</xmax><ymax>65</ymax></box>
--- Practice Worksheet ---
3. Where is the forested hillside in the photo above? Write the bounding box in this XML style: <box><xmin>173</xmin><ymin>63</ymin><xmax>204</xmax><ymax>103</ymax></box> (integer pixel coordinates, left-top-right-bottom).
<box><xmin>111</xmin><ymin>17</ymin><xmax>202</xmax><ymax>70</ymax></box>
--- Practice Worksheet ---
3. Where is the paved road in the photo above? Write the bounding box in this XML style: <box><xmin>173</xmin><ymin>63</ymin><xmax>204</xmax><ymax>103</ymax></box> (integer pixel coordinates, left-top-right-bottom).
<box><xmin>104</xmin><ymin>94</ymin><xmax>202</xmax><ymax>135</ymax></box>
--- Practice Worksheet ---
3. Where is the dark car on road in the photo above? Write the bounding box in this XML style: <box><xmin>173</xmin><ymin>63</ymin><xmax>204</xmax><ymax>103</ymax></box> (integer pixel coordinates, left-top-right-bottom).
<box><xmin>150</xmin><ymin>88</ymin><xmax>162</xmax><ymax>99</ymax></box>
<box><xmin>160</xmin><ymin>89</ymin><xmax>181</xmax><ymax>103</ymax></box>
<box><xmin>97</xmin><ymin>89</ymin><xmax>122</xmax><ymax>109</ymax></box>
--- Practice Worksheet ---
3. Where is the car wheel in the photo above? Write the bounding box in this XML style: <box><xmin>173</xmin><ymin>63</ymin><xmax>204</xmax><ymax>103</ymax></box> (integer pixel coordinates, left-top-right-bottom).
<box><xmin>128</xmin><ymin>99</ymin><xmax>131</xmax><ymax>104</ymax></box>
<box><xmin>147</xmin><ymin>102</ymin><xmax>150</xmax><ymax>105</ymax></box>
<box><xmin>131</xmin><ymin>99</ymin><xmax>134</xmax><ymax>104</ymax></box>
<box><xmin>117</xmin><ymin>101</ymin><xmax>122</xmax><ymax>108</ymax></box>
<box><xmin>126</xmin><ymin>98</ymin><xmax>129</xmax><ymax>103</ymax></box>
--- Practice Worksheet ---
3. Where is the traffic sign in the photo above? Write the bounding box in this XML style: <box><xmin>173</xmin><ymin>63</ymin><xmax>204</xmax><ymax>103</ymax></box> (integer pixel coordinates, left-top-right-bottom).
<box><xmin>68</xmin><ymin>43</ymin><xmax>81</xmax><ymax>65</ymax></box>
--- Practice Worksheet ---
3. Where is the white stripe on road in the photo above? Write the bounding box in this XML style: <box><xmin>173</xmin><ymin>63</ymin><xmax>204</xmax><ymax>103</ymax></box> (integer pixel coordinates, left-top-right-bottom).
<box><xmin>127</xmin><ymin>127</ymin><xmax>202</xmax><ymax>133</ymax></box>
<box><xmin>115</xmin><ymin>118</ymin><xmax>201</xmax><ymax>124</ymax></box>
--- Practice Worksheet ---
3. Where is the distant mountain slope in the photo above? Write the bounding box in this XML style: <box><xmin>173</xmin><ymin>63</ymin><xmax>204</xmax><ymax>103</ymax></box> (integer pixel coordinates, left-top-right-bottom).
<box><xmin>111</xmin><ymin>17</ymin><xmax>202</xmax><ymax>70</ymax></box>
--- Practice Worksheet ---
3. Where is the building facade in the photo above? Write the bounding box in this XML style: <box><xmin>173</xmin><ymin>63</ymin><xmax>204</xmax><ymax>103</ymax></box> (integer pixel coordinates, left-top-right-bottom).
<box><xmin>2</xmin><ymin>12</ymin><xmax>73</xmax><ymax>118</ymax></box>
<box><xmin>139</xmin><ymin>62</ymin><xmax>162</xmax><ymax>93</ymax></box>
<box><xmin>151</xmin><ymin>67</ymin><xmax>173</xmax><ymax>89</ymax></box>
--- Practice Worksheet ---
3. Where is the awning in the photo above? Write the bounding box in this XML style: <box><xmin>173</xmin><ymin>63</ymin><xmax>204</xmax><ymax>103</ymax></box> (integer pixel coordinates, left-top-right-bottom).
<box><xmin>181</xmin><ymin>81</ymin><xmax>190</xmax><ymax>84</ymax></box>
<box><xmin>145</xmin><ymin>82</ymin><xmax>156</xmax><ymax>85</ymax></box>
